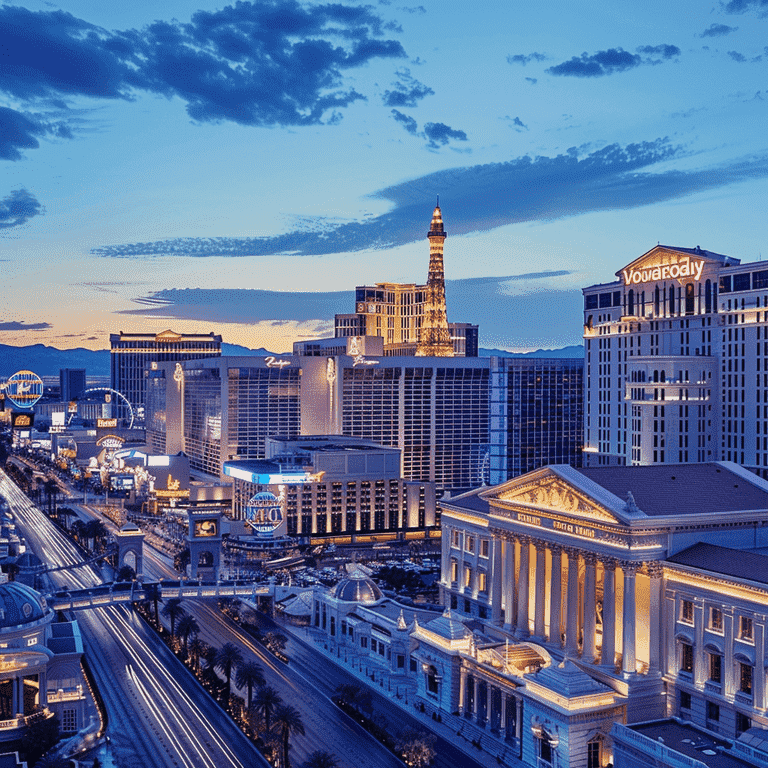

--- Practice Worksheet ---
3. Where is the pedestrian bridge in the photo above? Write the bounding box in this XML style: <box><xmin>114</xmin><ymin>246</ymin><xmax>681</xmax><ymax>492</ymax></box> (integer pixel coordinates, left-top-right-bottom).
<box><xmin>49</xmin><ymin>579</ymin><xmax>274</xmax><ymax>612</ymax></box>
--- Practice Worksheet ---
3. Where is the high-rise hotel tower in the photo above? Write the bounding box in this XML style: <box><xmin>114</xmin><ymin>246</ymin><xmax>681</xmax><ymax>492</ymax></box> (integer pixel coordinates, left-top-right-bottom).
<box><xmin>582</xmin><ymin>244</ymin><xmax>768</xmax><ymax>473</ymax></box>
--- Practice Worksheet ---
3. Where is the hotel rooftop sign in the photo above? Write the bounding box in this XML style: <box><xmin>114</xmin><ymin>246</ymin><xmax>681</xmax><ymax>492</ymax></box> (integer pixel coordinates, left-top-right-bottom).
<box><xmin>621</xmin><ymin>255</ymin><xmax>704</xmax><ymax>285</ymax></box>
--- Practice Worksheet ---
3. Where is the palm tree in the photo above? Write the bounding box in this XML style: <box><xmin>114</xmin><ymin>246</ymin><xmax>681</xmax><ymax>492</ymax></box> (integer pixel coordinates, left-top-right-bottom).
<box><xmin>85</xmin><ymin>519</ymin><xmax>107</xmax><ymax>551</ymax></box>
<box><xmin>177</xmin><ymin>614</ymin><xmax>200</xmax><ymax>658</ymax></box>
<box><xmin>214</xmin><ymin>642</ymin><xmax>244</xmax><ymax>704</ymax></box>
<box><xmin>145</xmin><ymin>582</ymin><xmax>161</xmax><ymax>628</ymax></box>
<box><xmin>188</xmin><ymin>637</ymin><xmax>208</xmax><ymax>674</ymax></box>
<box><xmin>43</xmin><ymin>478</ymin><xmax>58</xmax><ymax>516</ymax></box>
<box><xmin>273</xmin><ymin>703</ymin><xmax>305</xmax><ymax>768</ymax></box>
<box><xmin>302</xmin><ymin>752</ymin><xmax>339</xmax><ymax>768</ymax></box>
<box><xmin>161</xmin><ymin>598</ymin><xmax>186</xmax><ymax>639</ymax></box>
<box><xmin>252</xmin><ymin>685</ymin><xmax>282</xmax><ymax>734</ymax></box>
<box><xmin>235</xmin><ymin>660</ymin><xmax>265</xmax><ymax>708</ymax></box>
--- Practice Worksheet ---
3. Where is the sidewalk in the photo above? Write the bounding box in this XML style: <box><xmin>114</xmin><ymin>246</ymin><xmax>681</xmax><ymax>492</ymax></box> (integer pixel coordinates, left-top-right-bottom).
<box><xmin>275</xmin><ymin>617</ymin><xmax>526</xmax><ymax>768</ymax></box>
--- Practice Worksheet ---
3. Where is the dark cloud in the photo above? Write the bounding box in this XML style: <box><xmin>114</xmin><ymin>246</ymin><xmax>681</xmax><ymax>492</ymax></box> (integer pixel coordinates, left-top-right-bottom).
<box><xmin>525</xmin><ymin>77</ymin><xmax>537</xmax><ymax>85</ymax></box>
<box><xmin>0</xmin><ymin>106</ymin><xmax>72</xmax><ymax>161</ymax></box>
<box><xmin>724</xmin><ymin>0</ymin><xmax>768</xmax><ymax>13</ymax></box>
<box><xmin>0</xmin><ymin>189</ymin><xmax>43</xmax><ymax>230</ymax></box>
<box><xmin>423</xmin><ymin>122</ymin><xmax>467</xmax><ymax>149</ymax></box>
<box><xmin>507</xmin><ymin>52</ymin><xmax>547</xmax><ymax>66</ymax></box>
<box><xmin>391</xmin><ymin>109</ymin><xmax>418</xmax><ymax>134</ymax></box>
<box><xmin>728</xmin><ymin>50</ymin><xmax>747</xmax><ymax>62</ymax></box>
<box><xmin>0</xmin><ymin>1</ymin><xmax>406</xmax><ymax>158</ymax></box>
<box><xmin>0</xmin><ymin>321</ymin><xmax>52</xmax><ymax>331</ymax></box>
<box><xmin>513</xmin><ymin>116</ymin><xmax>528</xmax><ymax>131</ymax></box>
<box><xmin>382</xmin><ymin>69</ymin><xmax>434</xmax><ymax>107</ymax></box>
<box><xmin>700</xmin><ymin>23</ymin><xmax>738</xmax><ymax>37</ymax></box>
<box><xmin>92</xmin><ymin>140</ymin><xmax>768</xmax><ymax>261</ymax></box>
<box><xmin>547</xmin><ymin>45</ymin><xmax>679</xmax><ymax>77</ymax></box>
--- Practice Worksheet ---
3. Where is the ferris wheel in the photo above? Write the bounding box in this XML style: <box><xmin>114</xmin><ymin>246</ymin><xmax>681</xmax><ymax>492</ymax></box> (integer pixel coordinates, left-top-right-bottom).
<box><xmin>67</xmin><ymin>387</ymin><xmax>136</xmax><ymax>429</ymax></box>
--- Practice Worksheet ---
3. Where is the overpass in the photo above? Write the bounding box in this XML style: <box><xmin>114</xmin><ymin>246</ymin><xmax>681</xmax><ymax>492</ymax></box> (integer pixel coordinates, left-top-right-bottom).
<box><xmin>48</xmin><ymin>579</ymin><xmax>275</xmax><ymax>612</ymax></box>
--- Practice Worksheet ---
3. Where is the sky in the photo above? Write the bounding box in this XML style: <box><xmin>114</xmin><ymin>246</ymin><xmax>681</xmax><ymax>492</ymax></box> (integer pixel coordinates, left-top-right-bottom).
<box><xmin>2</xmin><ymin>0</ymin><xmax>768</xmax><ymax>354</ymax></box>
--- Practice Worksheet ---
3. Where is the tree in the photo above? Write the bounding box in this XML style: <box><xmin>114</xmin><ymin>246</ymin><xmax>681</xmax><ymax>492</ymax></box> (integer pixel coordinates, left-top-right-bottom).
<box><xmin>161</xmin><ymin>597</ymin><xmax>186</xmax><ymax>639</ymax></box>
<box><xmin>235</xmin><ymin>660</ymin><xmax>265</xmax><ymax>708</ymax></box>
<box><xmin>177</xmin><ymin>614</ymin><xmax>200</xmax><ymax>659</ymax></box>
<box><xmin>273</xmin><ymin>703</ymin><xmax>305</xmax><ymax>768</ymax></box>
<box><xmin>85</xmin><ymin>519</ymin><xmax>107</xmax><ymax>551</ymax></box>
<box><xmin>174</xmin><ymin>547</ymin><xmax>190</xmax><ymax>574</ymax></box>
<box><xmin>251</xmin><ymin>685</ymin><xmax>282</xmax><ymax>734</ymax></box>
<box><xmin>145</xmin><ymin>582</ymin><xmax>161</xmax><ymax>628</ymax></box>
<box><xmin>43</xmin><ymin>478</ymin><xmax>58</xmax><ymax>516</ymax></box>
<box><xmin>397</xmin><ymin>729</ymin><xmax>436</xmax><ymax>768</ymax></box>
<box><xmin>301</xmin><ymin>751</ymin><xmax>339</xmax><ymax>768</ymax></box>
<box><xmin>214</xmin><ymin>642</ymin><xmax>244</xmax><ymax>704</ymax></box>
<box><xmin>188</xmin><ymin>637</ymin><xmax>208</xmax><ymax>674</ymax></box>
<box><xmin>117</xmin><ymin>564</ymin><xmax>136</xmax><ymax>582</ymax></box>
<box><xmin>334</xmin><ymin>683</ymin><xmax>361</xmax><ymax>711</ymax></box>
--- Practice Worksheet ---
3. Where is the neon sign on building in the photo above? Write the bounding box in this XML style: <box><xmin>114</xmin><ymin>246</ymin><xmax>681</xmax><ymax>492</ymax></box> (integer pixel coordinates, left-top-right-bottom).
<box><xmin>622</xmin><ymin>256</ymin><xmax>704</xmax><ymax>285</ymax></box>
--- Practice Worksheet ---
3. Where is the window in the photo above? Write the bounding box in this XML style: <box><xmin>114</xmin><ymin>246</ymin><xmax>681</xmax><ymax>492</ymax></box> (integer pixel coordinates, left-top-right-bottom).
<box><xmin>709</xmin><ymin>653</ymin><xmax>722</xmax><ymax>684</ymax></box>
<box><xmin>477</xmin><ymin>570</ymin><xmax>488</xmax><ymax>593</ymax></box>
<box><xmin>361</xmin><ymin>637</ymin><xmax>368</xmax><ymax>649</ymax></box>
<box><xmin>451</xmin><ymin>530</ymin><xmax>461</xmax><ymax>548</ymax></box>
<box><xmin>681</xmin><ymin>642</ymin><xmax>694</xmax><ymax>674</ymax></box>
<box><xmin>538</xmin><ymin>732</ymin><xmax>554</xmax><ymax>765</ymax></box>
<box><xmin>737</xmin><ymin>712</ymin><xmax>751</xmax><ymax>734</ymax></box>
<box><xmin>680</xmin><ymin>691</ymin><xmax>692</xmax><ymax>711</ymax></box>
<box><xmin>450</xmin><ymin>558</ymin><xmax>458</xmax><ymax>583</ymax></box>
<box><xmin>740</xmin><ymin>662</ymin><xmax>753</xmax><ymax>696</ymax></box>
<box><xmin>681</xmin><ymin>600</ymin><xmax>694</xmax><ymax>624</ymax></box>
<box><xmin>61</xmin><ymin>709</ymin><xmax>77</xmax><ymax>732</ymax></box>
<box><xmin>587</xmin><ymin>740</ymin><xmax>601</xmax><ymax>768</ymax></box>
<box><xmin>426</xmin><ymin>665</ymin><xmax>439</xmax><ymax>696</ymax></box>
<box><xmin>410</xmin><ymin>658</ymin><xmax>417</xmax><ymax>673</ymax></box>
<box><xmin>480</xmin><ymin>538</ymin><xmax>490</xmax><ymax>558</ymax></box>
<box><xmin>740</xmin><ymin>616</ymin><xmax>753</xmax><ymax>641</ymax></box>
<box><xmin>707</xmin><ymin>701</ymin><xmax>720</xmax><ymax>723</ymax></box>
<box><xmin>463</xmin><ymin>565</ymin><xmax>472</xmax><ymax>588</ymax></box>
<box><xmin>710</xmin><ymin>607</ymin><xmax>723</xmax><ymax>632</ymax></box>
<box><xmin>465</xmin><ymin>535</ymin><xmax>475</xmax><ymax>554</ymax></box>
<box><xmin>397</xmin><ymin>654</ymin><xmax>405</xmax><ymax>669</ymax></box>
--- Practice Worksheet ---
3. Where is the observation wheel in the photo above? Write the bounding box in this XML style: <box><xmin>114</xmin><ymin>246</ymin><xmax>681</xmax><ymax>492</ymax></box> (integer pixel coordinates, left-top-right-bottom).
<box><xmin>67</xmin><ymin>387</ymin><xmax>135</xmax><ymax>429</ymax></box>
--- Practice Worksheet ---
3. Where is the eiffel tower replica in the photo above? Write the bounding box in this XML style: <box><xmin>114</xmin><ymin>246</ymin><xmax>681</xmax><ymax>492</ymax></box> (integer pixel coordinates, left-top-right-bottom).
<box><xmin>416</xmin><ymin>200</ymin><xmax>454</xmax><ymax>356</ymax></box>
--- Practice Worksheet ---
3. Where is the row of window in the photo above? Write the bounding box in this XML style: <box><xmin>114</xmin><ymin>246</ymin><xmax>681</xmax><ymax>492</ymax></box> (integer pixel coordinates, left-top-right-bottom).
<box><xmin>680</xmin><ymin>600</ymin><xmax>754</xmax><ymax>640</ymax></box>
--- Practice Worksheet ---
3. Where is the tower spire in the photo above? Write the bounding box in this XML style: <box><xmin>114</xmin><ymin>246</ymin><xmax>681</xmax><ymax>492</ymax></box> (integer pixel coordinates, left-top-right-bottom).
<box><xmin>416</xmin><ymin>201</ymin><xmax>453</xmax><ymax>357</ymax></box>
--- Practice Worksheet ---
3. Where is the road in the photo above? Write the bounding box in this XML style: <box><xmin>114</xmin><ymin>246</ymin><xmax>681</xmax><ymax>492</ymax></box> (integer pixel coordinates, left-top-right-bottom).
<box><xmin>142</xmin><ymin>546</ymin><xmax>484</xmax><ymax>768</ymax></box>
<box><xmin>0</xmin><ymin>467</ymin><xmax>268</xmax><ymax>768</ymax></box>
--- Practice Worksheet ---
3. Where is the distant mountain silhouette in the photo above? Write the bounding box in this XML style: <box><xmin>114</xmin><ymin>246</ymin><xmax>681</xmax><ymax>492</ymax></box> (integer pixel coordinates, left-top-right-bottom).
<box><xmin>0</xmin><ymin>341</ymin><xmax>582</xmax><ymax>378</ymax></box>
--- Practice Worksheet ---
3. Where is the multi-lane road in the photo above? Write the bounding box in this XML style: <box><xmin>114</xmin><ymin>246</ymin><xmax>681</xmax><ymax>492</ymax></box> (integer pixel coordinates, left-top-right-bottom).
<box><xmin>0</xmin><ymin>468</ymin><xmax>268</xmax><ymax>768</ymax></box>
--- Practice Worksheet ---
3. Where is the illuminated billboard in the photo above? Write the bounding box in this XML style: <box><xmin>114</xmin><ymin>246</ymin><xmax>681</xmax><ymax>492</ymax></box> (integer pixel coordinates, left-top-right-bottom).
<box><xmin>4</xmin><ymin>371</ymin><xmax>43</xmax><ymax>409</ymax></box>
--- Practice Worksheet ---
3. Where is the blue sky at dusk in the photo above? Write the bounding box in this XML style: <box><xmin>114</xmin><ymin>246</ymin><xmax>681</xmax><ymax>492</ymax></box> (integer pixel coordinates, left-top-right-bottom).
<box><xmin>2</xmin><ymin>0</ymin><xmax>768</xmax><ymax>353</ymax></box>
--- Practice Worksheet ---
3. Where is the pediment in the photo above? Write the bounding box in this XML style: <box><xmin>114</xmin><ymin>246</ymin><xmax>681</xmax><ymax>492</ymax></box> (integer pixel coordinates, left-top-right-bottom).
<box><xmin>155</xmin><ymin>329</ymin><xmax>183</xmax><ymax>341</ymax></box>
<box><xmin>486</xmin><ymin>468</ymin><xmax>628</xmax><ymax>525</ymax></box>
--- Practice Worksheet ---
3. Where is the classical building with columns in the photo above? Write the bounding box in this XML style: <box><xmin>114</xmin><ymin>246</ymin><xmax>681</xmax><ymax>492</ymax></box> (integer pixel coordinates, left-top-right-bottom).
<box><xmin>424</xmin><ymin>461</ymin><xmax>768</xmax><ymax>768</ymax></box>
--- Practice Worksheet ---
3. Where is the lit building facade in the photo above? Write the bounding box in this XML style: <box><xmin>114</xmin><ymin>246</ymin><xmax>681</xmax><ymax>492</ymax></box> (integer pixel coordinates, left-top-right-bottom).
<box><xmin>415</xmin><ymin>461</ymin><xmax>768</xmax><ymax>767</ymax></box>
<box><xmin>223</xmin><ymin>435</ymin><xmax>436</xmax><ymax>537</ymax></box>
<box><xmin>489</xmin><ymin>357</ymin><xmax>584</xmax><ymax>484</ymax></box>
<box><xmin>582</xmin><ymin>244</ymin><xmax>768</xmax><ymax>472</ymax></box>
<box><xmin>110</xmin><ymin>329</ymin><xmax>222</xmax><ymax>420</ymax></box>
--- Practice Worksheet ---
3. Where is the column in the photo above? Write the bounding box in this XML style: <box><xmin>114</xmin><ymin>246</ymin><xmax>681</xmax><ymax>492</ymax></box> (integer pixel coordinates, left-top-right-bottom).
<box><xmin>486</xmin><ymin>682</ymin><xmax>492</xmax><ymax>727</ymax></box>
<box><xmin>647</xmin><ymin>562</ymin><xmax>663</xmax><ymax>673</ymax></box>
<box><xmin>504</xmin><ymin>536</ymin><xmax>515</xmax><ymax>630</ymax></box>
<box><xmin>533</xmin><ymin>541</ymin><xmax>547</xmax><ymax>639</ymax></box>
<box><xmin>492</xmin><ymin>536</ymin><xmax>503</xmax><ymax>625</ymax></box>
<box><xmin>500</xmin><ymin>694</ymin><xmax>507</xmax><ymax>740</ymax></box>
<box><xmin>515</xmin><ymin>698</ymin><xmax>523</xmax><ymax>743</ymax></box>
<box><xmin>621</xmin><ymin>561</ymin><xmax>638</xmax><ymax>674</ymax></box>
<box><xmin>516</xmin><ymin>537</ymin><xmax>530</xmax><ymax>637</ymax></box>
<box><xmin>549</xmin><ymin>545</ymin><xmax>563</xmax><ymax>646</ymax></box>
<box><xmin>565</xmin><ymin>549</ymin><xmax>580</xmax><ymax>655</ymax></box>
<box><xmin>459</xmin><ymin>666</ymin><xmax>467</xmax><ymax>716</ymax></box>
<box><xmin>441</xmin><ymin>526</ymin><xmax>451</xmax><ymax>587</ymax></box>
<box><xmin>473</xmin><ymin>676</ymin><xmax>481</xmax><ymax>722</ymax></box>
<box><xmin>754</xmin><ymin>622</ymin><xmax>765</xmax><ymax>711</ymax></box>
<box><xmin>582</xmin><ymin>554</ymin><xmax>597</xmax><ymax>663</ymax></box>
<box><xmin>601</xmin><ymin>559</ymin><xmax>616</xmax><ymax>668</ymax></box>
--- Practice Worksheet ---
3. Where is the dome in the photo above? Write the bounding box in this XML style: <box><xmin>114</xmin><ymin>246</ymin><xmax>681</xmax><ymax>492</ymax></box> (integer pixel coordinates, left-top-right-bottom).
<box><xmin>333</xmin><ymin>570</ymin><xmax>383</xmax><ymax>604</ymax></box>
<box><xmin>251</xmin><ymin>492</ymin><xmax>278</xmax><ymax>503</ymax></box>
<box><xmin>0</xmin><ymin>582</ymin><xmax>50</xmax><ymax>629</ymax></box>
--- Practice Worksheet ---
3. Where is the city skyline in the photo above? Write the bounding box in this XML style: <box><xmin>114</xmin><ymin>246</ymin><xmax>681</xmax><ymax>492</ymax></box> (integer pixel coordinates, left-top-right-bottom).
<box><xmin>2</xmin><ymin>0</ymin><xmax>768</xmax><ymax>353</ymax></box>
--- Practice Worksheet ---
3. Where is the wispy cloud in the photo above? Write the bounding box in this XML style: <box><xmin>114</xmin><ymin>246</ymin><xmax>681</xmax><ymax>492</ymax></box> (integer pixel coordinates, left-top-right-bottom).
<box><xmin>547</xmin><ymin>44</ymin><xmax>680</xmax><ymax>77</ymax></box>
<box><xmin>699</xmin><ymin>23</ymin><xmax>738</xmax><ymax>37</ymax></box>
<box><xmin>382</xmin><ymin>68</ymin><xmax>434</xmax><ymax>107</ymax></box>
<box><xmin>724</xmin><ymin>0</ymin><xmax>768</xmax><ymax>13</ymax></box>
<box><xmin>0</xmin><ymin>321</ymin><xmax>52</xmax><ymax>331</ymax></box>
<box><xmin>507</xmin><ymin>52</ymin><xmax>547</xmax><ymax>66</ymax></box>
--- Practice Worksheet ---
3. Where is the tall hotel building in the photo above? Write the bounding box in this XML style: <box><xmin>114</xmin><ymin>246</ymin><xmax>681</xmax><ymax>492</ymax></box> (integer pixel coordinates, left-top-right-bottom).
<box><xmin>110</xmin><ymin>329</ymin><xmax>222</xmax><ymax>419</ymax></box>
<box><xmin>581</xmin><ymin>244</ymin><xmax>768</xmax><ymax>470</ymax></box>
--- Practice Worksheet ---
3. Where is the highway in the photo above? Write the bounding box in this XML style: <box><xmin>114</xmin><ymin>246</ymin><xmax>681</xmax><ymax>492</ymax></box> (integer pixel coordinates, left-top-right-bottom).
<box><xmin>0</xmin><ymin>468</ymin><xmax>267</xmax><ymax>768</ymax></box>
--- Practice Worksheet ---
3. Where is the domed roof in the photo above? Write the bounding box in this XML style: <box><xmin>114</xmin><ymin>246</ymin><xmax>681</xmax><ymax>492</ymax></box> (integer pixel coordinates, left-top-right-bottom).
<box><xmin>424</xmin><ymin>609</ymin><xmax>471</xmax><ymax>641</ymax></box>
<box><xmin>0</xmin><ymin>582</ymin><xmax>50</xmax><ymax>629</ymax></box>
<box><xmin>250</xmin><ymin>492</ymin><xmax>279</xmax><ymax>504</ymax></box>
<box><xmin>333</xmin><ymin>568</ymin><xmax>383</xmax><ymax>604</ymax></box>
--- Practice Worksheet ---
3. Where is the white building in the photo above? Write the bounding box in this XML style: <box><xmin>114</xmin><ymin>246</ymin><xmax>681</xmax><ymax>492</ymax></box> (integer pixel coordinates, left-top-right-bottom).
<box><xmin>582</xmin><ymin>244</ymin><xmax>768</xmax><ymax>473</ymax></box>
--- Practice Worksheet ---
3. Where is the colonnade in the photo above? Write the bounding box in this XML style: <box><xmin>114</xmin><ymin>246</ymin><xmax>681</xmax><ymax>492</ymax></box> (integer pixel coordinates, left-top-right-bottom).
<box><xmin>458</xmin><ymin>666</ymin><xmax>522</xmax><ymax>741</ymax></box>
<box><xmin>488</xmin><ymin>532</ymin><xmax>663</xmax><ymax>675</ymax></box>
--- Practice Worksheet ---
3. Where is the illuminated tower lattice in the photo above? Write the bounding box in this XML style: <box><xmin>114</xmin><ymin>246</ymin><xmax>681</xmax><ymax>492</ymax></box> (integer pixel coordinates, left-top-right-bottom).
<box><xmin>416</xmin><ymin>201</ymin><xmax>454</xmax><ymax>357</ymax></box>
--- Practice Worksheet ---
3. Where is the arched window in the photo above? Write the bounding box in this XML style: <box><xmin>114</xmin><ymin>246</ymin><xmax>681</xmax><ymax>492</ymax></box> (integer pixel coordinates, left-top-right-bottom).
<box><xmin>653</xmin><ymin>370</ymin><xmax>659</xmax><ymax>383</ymax></box>
<box><xmin>427</xmin><ymin>665</ymin><xmax>440</xmax><ymax>696</ymax></box>
<box><xmin>668</xmin><ymin>285</ymin><xmax>676</xmax><ymax>314</ymax></box>
<box><xmin>686</xmin><ymin>283</ymin><xmax>695</xmax><ymax>315</ymax></box>
<box><xmin>654</xmin><ymin>286</ymin><xmax>660</xmax><ymax>315</ymax></box>
<box><xmin>628</xmin><ymin>290</ymin><xmax>635</xmax><ymax>316</ymax></box>
<box><xmin>705</xmin><ymin>280</ymin><xmax>712</xmax><ymax>314</ymax></box>
<box><xmin>660</xmin><ymin>369</ymin><xmax>666</xmax><ymax>383</ymax></box>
